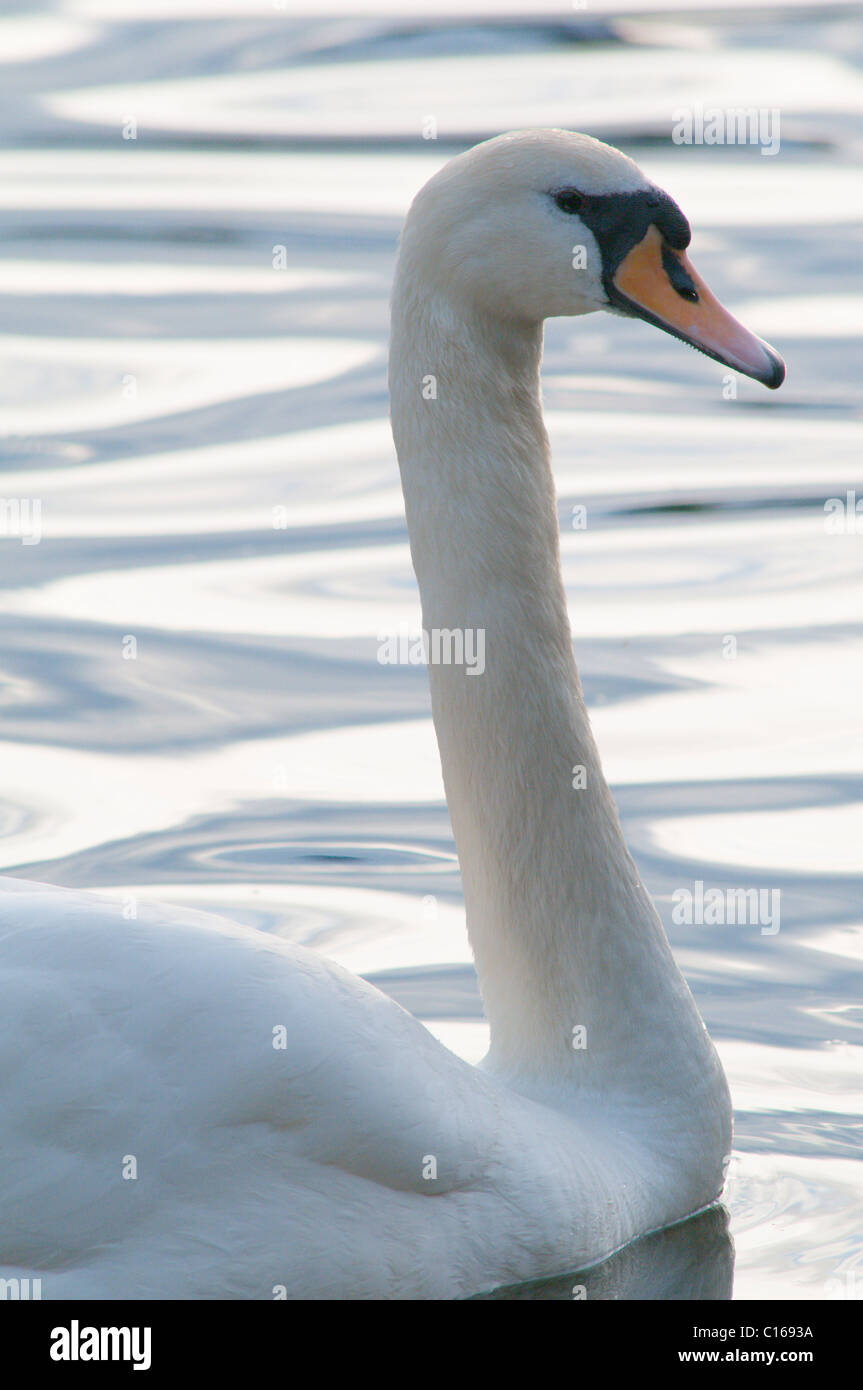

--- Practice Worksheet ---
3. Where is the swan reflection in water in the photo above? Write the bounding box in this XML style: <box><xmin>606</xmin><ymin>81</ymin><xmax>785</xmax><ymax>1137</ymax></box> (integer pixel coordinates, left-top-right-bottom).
<box><xmin>477</xmin><ymin>1205</ymin><xmax>733</xmax><ymax>1301</ymax></box>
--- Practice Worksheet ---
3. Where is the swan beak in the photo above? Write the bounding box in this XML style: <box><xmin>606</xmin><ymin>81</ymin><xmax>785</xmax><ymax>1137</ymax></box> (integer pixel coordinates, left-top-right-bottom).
<box><xmin>610</xmin><ymin>225</ymin><xmax>785</xmax><ymax>389</ymax></box>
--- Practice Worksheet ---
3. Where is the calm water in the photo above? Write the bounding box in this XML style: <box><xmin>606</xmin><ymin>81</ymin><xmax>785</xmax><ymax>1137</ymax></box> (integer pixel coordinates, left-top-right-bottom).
<box><xmin>0</xmin><ymin>0</ymin><xmax>861</xmax><ymax>1300</ymax></box>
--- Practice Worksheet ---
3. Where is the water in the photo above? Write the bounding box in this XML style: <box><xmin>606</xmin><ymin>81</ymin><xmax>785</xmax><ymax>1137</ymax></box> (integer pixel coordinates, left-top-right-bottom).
<box><xmin>0</xmin><ymin>0</ymin><xmax>861</xmax><ymax>1300</ymax></box>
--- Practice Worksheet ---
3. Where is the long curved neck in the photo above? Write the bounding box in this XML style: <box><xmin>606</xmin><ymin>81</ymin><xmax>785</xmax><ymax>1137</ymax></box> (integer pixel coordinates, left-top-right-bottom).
<box><xmin>389</xmin><ymin>270</ymin><xmax>721</xmax><ymax>1104</ymax></box>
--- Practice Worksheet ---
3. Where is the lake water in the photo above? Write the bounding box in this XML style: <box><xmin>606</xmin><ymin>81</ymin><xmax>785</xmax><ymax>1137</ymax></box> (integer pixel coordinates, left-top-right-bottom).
<box><xmin>0</xmin><ymin>0</ymin><xmax>861</xmax><ymax>1300</ymax></box>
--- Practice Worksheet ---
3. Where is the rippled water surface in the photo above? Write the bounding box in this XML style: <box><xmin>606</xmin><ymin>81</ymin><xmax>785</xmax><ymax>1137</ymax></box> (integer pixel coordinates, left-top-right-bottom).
<box><xmin>1</xmin><ymin>0</ymin><xmax>861</xmax><ymax>1299</ymax></box>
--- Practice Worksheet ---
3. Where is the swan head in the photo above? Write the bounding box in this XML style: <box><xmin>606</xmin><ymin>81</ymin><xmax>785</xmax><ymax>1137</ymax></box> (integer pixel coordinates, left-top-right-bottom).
<box><xmin>402</xmin><ymin>129</ymin><xmax>784</xmax><ymax>388</ymax></box>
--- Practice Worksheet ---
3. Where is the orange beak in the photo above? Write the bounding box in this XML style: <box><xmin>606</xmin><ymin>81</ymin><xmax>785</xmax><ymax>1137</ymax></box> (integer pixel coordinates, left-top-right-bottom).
<box><xmin>610</xmin><ymin>225</ymin><xmax>785</xmax><ymax>389</ymax></box>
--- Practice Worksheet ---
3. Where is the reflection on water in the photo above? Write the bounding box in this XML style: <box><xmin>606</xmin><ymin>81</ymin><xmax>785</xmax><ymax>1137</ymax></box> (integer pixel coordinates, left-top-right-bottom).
<box><xmin>0</xmin><ymin>0</ymin><xmax>861</xmax><ymax>1300</ymax></box>
<box><xmin>475</xmin><ymin>1206</ymin><xmax>734</xmax><ymax>1300</ymax></box>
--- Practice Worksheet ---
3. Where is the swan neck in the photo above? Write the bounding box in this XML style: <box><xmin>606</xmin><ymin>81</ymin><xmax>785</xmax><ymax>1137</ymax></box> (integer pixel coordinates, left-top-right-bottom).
<box><xmin>388</xmin><ymin>277</ymin><xmax>718</xmax><ymax>1097</ymax></box>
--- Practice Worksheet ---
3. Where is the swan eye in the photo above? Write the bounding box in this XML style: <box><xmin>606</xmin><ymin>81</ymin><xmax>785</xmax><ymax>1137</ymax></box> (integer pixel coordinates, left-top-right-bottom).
<box><xmin>553</xmin><ymin>190</ymin><xmax>585</xmax><ymax>216</ymax></box>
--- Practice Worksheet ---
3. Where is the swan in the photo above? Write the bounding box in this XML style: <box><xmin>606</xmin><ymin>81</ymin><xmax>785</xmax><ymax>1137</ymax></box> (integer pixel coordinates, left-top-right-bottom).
<box><xmin>0</xmin><ymin>129</ymin><xmax>784</xmax><ymax>1301</ymax></box>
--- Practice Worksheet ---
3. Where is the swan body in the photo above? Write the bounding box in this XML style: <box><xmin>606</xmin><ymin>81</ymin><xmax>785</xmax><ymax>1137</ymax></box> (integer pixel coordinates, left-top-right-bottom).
<box><xmin>0</xmin><ymin>879</ymin><xmax>720</xmax><ymax>1300</ymax></box>
<box><xmin>0</xmin><ymin>130</ymin><xmax>784</xmax><ymax>1300</ymax></box>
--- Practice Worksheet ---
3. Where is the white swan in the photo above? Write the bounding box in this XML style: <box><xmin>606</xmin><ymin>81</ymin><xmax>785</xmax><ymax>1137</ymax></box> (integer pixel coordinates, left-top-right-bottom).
<box><xmin>0</xmin><ymin>130</ymin><xmax>784</xmax><ymax>1301</ymax></box>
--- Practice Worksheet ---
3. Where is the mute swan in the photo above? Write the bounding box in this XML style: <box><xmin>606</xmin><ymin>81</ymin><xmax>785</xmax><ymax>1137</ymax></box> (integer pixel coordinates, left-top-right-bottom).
<box><xmin>0</xmin><ymin>130</ymin><xmax>784</xmax><ymax>1301</ymax></box>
